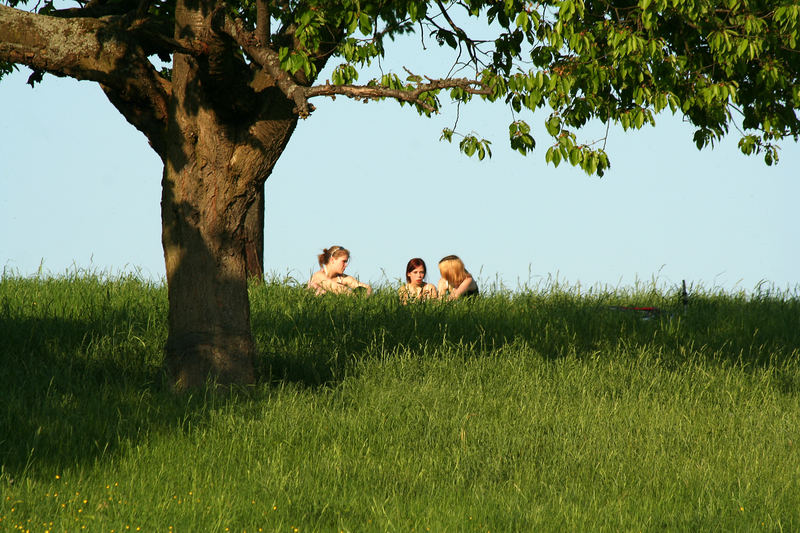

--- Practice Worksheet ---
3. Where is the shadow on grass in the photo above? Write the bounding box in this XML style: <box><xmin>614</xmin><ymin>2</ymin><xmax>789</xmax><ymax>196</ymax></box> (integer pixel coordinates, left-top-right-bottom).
<box><xmin>250</xmin><ymin>283</ymin><xmax>800</xmax><ymax>389</ymax></box>
<box><xmin>0</xmin><ymin>281</ymin><xmax>233</xmax><ymax>481</ymax></box>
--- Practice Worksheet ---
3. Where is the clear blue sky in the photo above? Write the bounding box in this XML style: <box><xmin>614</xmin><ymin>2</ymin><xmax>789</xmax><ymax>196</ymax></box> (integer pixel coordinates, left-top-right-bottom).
<box><xmin>1</xmin><ymin>33</ymin><xmax>799</xmax><ymax>294</ymax></box>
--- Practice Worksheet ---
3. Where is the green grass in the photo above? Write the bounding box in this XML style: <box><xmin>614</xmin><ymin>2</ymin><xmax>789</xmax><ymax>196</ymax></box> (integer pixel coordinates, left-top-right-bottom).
<box><xmin>1</xmin><ymin>272</ymin><xmax>799</xmax><ymax>531</ymax></box>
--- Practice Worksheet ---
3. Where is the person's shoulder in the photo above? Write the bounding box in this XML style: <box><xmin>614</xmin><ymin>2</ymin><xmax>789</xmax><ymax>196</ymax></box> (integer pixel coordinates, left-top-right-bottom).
<box><xmin>308</xmin><ymin>270</ymin><xmax>327</xmax><ymax>287</ymax></box>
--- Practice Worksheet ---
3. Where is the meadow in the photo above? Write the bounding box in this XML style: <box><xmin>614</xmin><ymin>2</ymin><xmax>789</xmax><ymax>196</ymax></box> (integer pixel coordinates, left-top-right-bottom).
<box><xmin>1</xmin><ymin>272</ymin><xmax>799</xmax><ymax>532</ymax></box>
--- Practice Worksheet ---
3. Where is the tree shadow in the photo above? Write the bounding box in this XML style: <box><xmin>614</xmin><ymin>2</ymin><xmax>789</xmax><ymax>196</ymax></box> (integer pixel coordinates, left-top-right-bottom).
<box><xmin>250</xmin><ymin>284</ymin><xmax>800</xmax><ymax>390</ymax></box>
<box><xmin>0</xmin><ymin>283</ymin><xmax>236</xmax><ymax>481</ymax></box>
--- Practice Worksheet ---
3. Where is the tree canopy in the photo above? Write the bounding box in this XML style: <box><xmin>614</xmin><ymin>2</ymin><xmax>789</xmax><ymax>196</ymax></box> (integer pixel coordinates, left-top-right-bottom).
<box><xmin>3</xmin><ymin>0</ymin><xmax>798</xmax><ymax>176</ymax></box>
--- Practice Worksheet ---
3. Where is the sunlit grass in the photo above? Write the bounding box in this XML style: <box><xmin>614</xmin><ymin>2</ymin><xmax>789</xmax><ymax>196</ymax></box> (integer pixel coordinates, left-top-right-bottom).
<box><xmin>1</xmin><ymin>272</ymin><xmax>799</xmax><ymax>530</ymax></box>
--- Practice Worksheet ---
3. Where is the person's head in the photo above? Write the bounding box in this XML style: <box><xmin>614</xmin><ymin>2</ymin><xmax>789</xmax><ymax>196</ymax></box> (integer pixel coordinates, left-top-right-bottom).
<box><xmin>318</xmin><ymin>245</ymin><xmax>350</xmax><ymax>275</ymax></box>
<box><xmin>405</xmin><ymin>258</ymin><xmax>427</xmax><ymax>286</ymax></box>
<box><xmin>438</xmin><ymin>255</ymin><xmax>468</xmax><ymax>287</ymax></box>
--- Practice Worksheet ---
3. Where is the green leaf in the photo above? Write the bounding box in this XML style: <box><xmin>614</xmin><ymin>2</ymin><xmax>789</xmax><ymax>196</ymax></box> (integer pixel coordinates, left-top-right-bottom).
<box><xmin>358</xmin><ymin>12</ymin><xmax>372</xmax><ymax>36</ymax></box>
<box><xmin>569</xmin><ymin>147</ymin><xmax>581</xmax><ymax>166</ymax></box>
<box><xmin>515</xmin><ymin>11</ymin><xmax>529</xmax><ymax>32</ymax></box>
<box><xmin>408</xmin><ymin>2</ymin><xmax>427</xmax><ymax>21</ymax></box>
<box><xmin>460</xmin><ymin>136</ymin><xmax>477</xmax><ymax>157</ymax></box>
<box><xmin>552</xmin><ymin>147</ymin><xmax>562</xmax><ymax>167</ymax></box>
<box><xmin>545</xmin><ymin>116</ymin><xmax>561</xmax><ymax>136</ymax></box>
<box><xmin>584</xmin><ymin>154</ymin><xmax>598</xmax><ymax>175</ymax></box>
<box><xmin>737</xmin><ymin>135</ymin><xmax>757</xmax><ymax>155</ymax></box>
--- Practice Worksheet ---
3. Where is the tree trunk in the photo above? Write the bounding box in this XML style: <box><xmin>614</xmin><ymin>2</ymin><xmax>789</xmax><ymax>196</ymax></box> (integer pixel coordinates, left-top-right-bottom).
<box><xmin>160</xmin><ymin>79</ymin><xmax>258</xmax><ymax>388</ymax></box>
<box><xmin>160</xmin><ymin>3</ymin><xmax>297</xmax><ymax>388</ymax></box>
<box><xmin>244</xmin><ymin>186</ymin><xmax>265</xmax><ymax>281</ymax></box>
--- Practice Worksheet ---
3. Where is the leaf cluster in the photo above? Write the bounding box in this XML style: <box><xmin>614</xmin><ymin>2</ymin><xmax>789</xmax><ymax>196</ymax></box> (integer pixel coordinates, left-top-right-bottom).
<box><xmin>4</xmin><ymin>0</ymin><xmax>798</xmax><ymax>173</ymax></box>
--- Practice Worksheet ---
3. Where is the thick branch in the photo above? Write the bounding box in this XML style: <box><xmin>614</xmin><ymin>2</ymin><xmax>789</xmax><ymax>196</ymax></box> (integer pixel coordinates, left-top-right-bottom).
<box><xmin>220</xmin><ymin>13</ymin><xmax>309</xmax><ymax>116</ymax></box>
<box><xmin>1</xmin><ymin>5</ymin><xmax>114</xmax><ymax>77</ymax></box>
<box><xmin>0</xmin><ymin>3</ymin><xmax>170</xmax><ymax>152</ymax></box>
<box><xmin>50</xmin><ymin>2</ymin><xmax>205</xmax><ymax>58</ymax></box>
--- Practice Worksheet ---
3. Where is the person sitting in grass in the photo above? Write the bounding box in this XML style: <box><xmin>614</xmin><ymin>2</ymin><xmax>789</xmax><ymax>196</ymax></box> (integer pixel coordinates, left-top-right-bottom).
<box><xmin>307</xmin><ymin>245</ymin><xmax>372</xmax><ymax>295</ymax></box>
<box><xmin>437</xmin><ymin>255</ymin><xmax>479</xmax><ymax>300</ymax></box>
<box><xmin>399</xmin><ymin>257</ymin><xmax>438</xmax><ymax>304</ymax></box>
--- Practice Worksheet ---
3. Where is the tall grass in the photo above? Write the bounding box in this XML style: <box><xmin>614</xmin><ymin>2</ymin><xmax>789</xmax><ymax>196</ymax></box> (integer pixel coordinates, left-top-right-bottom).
<box><xmin>1</xmin><ymin>272</ymin><xmax>799</xmax><ymax>531</ymax></box>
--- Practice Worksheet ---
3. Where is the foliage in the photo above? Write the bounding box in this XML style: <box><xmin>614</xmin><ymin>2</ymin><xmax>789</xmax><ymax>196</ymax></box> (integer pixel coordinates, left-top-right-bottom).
<box><xmin>2</xmin><ymin>0</ymin><xmax>798</xmax><ymax>174</ymax></box>
<box><xmin>0</xmin><ymin>59</ymin><xmax>15</xmax><ymax>80</ymax></box>
<box><xmin>1</xmin><ymin>275</ymin><xmax>800</xmax><ymax>530</ymax></box>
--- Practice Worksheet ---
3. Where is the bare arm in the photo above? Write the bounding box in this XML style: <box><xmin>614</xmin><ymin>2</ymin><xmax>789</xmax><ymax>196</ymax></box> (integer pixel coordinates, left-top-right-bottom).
<box><xmin>437</xmin><ymin>278</ymin><xmax>449</xmax><ymax>299</ymax></box>
<box><xmin>450</xmin><ymin>276</ymin><xmax>476</xmax><ymax>299</ymax></box>
<box><xmin>340</xmin><ymin>275</ymin><xmax>372</xmax><ymax>295</ymax></box>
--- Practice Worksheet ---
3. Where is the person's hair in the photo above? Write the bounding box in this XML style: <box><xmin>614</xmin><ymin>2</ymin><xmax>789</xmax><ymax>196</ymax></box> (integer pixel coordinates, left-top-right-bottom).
<box><xmin>318</xmin><ymin>245</ymin><xmax>349</xmax><ymax>267</ymax></box>
<box><xmin>405</xmin><ymin>258</ymin><xmax>427</xmax><ymax>283</ymax></box>
<box><xmin>438</xmin><ymin>255</ymin><xmax>468</xmax><ymax>287</ymax></box>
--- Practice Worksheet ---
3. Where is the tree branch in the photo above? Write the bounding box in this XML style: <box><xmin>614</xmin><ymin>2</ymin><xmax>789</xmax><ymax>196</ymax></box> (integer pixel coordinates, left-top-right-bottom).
<box><xmin>434</xmin><ymin>0</ymin><xmax>479</xmax><ymax>65</ymax></box>
<box><xmin>306</xmin><ymin>78</ymin><xmax>491</xmax><ymax>113</ymax></box>
<box><xmin>126</xmin><ymin>16</ymin><xmax>209</xmax><ymax>57</ymax></box>
<box><xmin>220</xmin><ymin>13</ymin><xmax>310</xmax><ymax>116</ymax></box>
<box><xmin>0</xmin><ymin>3</ymin><xmax>170</xmax><ymax>152</ymax></box>
<box><xmin>220</xmin><ymin>10</ymin><xmax>489</xmax><ymax>117</ymax></box>
<box><xmin>48</xmin><ymin>0</ymin><xmax>205</xmax><ymax>58</ymax></box>
<box><xmin>49</xmin><ymin>0</ymin><xmax>138</xmax><ymax>19</ymax></box>
<box><xmin>256</xmin><ymin>0</ymin><xmax>269</xmax><ymax>45</ymax></box>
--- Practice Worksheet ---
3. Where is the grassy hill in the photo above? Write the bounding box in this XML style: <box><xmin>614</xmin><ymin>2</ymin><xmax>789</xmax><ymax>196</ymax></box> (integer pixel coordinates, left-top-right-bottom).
<box><xmin>2</xmin><ymin>273</ymin><xmax>799</xmax><ymax>531</ymax></box>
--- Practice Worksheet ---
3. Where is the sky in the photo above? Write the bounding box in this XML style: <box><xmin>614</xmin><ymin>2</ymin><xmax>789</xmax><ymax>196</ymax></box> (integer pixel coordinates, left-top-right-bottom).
<box><xmin>1</xmin><ymin>29</ymin><xmax>799</xmax><ymax>295</ymax></box>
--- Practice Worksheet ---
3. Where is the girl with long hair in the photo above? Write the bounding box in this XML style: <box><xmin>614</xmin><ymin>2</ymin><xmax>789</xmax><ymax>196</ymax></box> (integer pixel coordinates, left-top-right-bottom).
<box><xmin>437</xmin><ymin>255</ymin><xmax>479</xmax><ymax>300</ymax></box>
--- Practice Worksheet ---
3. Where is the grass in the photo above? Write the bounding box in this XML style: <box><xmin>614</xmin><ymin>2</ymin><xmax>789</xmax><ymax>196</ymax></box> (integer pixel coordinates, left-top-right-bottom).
<box><xmin>1</xmin><ymin>271</ymin><xmax>799</xmax><ymax>531</ymax></box>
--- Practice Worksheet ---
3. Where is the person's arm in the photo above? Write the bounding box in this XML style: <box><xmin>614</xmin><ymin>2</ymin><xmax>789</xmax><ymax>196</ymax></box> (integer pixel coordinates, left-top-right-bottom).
<box><xmin>437</xmin><ymin>278</ymin><xmax>448</xmax><ymax>299</ymax></box>
<box><xmin>360</xmin><ymin>279</ymin><xmax>373</xmax><ymax>296</ymax></box>
<box><xmin>450</xmin><ymin>275</ymin><xmax>475</xmax><ymax>299</ymax></box>
<box><xmin>424</xmin><ymin>283</ymin><xmax>438</xmax><ymax>300</ymax></box>
<box><xmin>341</xmin><ymin>275</ymin><xmax>372</xmax><ymax>295</ymax></box>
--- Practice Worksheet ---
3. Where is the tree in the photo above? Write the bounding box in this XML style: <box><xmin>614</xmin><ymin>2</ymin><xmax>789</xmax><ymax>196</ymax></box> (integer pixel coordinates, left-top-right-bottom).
<box><xmin>1</xmin><ymin>0</ymin><xmax>798</xmax><ymax>388</ymax></box>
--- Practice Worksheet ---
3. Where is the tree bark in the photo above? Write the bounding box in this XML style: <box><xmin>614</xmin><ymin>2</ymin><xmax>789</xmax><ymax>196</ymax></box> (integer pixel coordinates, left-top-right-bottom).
<box><xmin>158</xmin><ymin>0</ymin><xmax>297</xmax><ymax>389</ymax></box>
<box><xmin>160</xmin><ymin>53</ymin><xmax>252</xmax><ymax>387</ymax></box>
<box><xmin>244</xmin><ymin>186</ymin><xmax>265</xmax><ymax>281</ymax></box>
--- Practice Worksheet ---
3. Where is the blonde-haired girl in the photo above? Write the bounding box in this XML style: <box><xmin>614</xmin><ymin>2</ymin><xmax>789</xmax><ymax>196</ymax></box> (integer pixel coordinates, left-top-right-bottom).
<box><xmin>437</xmin><ymin>255</ymin><xmax>479</xmax><ymax>300</ymax></box>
